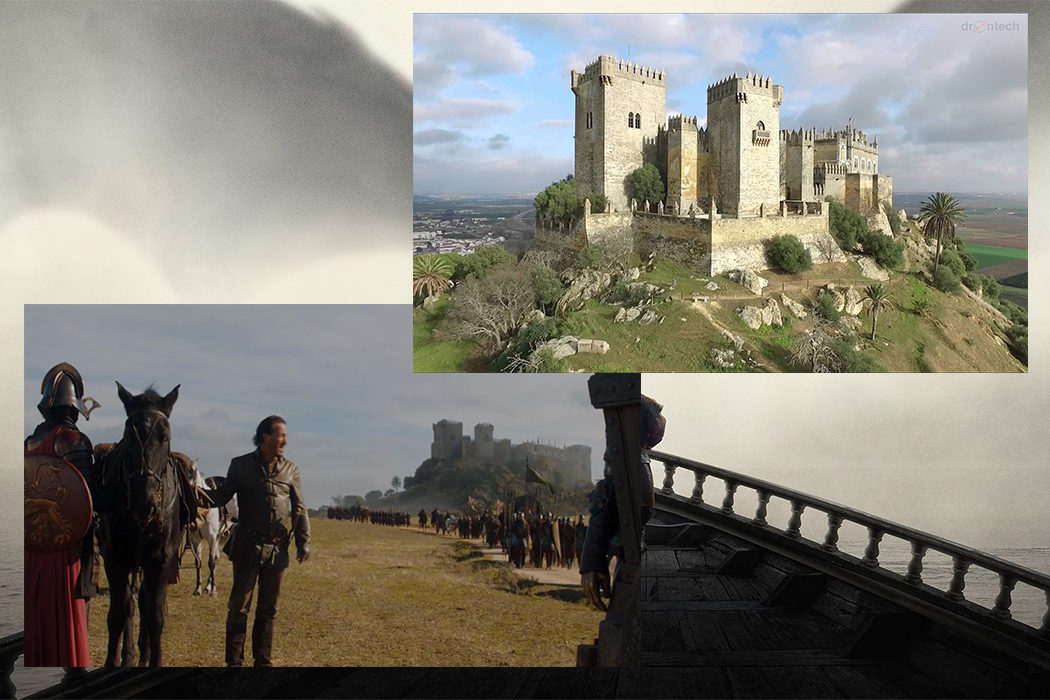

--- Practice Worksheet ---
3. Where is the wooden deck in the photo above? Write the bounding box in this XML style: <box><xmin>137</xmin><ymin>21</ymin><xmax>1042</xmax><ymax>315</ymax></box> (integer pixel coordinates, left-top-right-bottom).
<box><xmin>640</xmin><ymin>450</ymin><xmax>1050</xmax><ymax>699</ymax></box>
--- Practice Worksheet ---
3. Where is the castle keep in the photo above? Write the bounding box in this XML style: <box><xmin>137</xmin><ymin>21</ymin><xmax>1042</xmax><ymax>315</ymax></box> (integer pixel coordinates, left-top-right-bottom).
<box><xmin>568</xmin><ymin>56</ymin><xmax>893</xmax><ymax>273</ymax></box>
<box><xmin>431</xmin><ymin>419</ymin><xmax>592</xmax><ymax>487</ymax></box>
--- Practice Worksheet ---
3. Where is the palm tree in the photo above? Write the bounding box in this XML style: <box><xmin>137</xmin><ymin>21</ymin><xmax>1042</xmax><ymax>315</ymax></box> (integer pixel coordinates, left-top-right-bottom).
<box><xmin>918</xmin><ymin>192</ymin><xmax>967</xmax><ymax>274</ymax></box>
<box><xmin>412</xmin><ymin>255</ymin><xmax>453</xmax><ymax>302</ymax></box>
<box><xmin>864</xmin><ymin>283</ymin><xmax>891</xmax><ymax>340</ymax></box>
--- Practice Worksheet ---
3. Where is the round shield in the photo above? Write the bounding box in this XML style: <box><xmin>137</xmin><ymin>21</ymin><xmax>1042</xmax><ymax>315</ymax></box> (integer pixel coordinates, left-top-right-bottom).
<box><xmin>24</xmin><ymin>454</ymin><xmax>93</xmax><ymax>552</ymax></box>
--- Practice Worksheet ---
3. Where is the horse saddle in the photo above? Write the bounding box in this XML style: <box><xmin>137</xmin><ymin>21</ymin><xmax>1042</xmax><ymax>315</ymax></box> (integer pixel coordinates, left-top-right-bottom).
<box><xmin>171</xmin><ymin>452</ymin><xmax>211</xmax><ymax>531</ymax></box>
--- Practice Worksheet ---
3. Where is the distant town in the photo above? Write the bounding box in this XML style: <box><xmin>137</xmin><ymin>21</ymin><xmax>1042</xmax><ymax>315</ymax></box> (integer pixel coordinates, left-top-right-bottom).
<box><xmin>413</xmin><ymin>195</ymin><xmax>537</xmax><ymax>255</ymax></box>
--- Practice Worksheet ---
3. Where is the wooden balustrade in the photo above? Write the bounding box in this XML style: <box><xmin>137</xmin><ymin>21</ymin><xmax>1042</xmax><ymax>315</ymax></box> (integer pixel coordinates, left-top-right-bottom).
<box><xmin>651</xmin><ymin>450</ymin><xmax>1050</xmax><ymax>636</ymax></box>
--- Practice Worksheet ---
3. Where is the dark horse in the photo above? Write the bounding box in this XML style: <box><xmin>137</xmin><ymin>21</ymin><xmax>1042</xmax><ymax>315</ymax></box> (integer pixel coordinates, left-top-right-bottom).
<box><xmin>98</xmin><ymin>382</ymin><xmax>182</xmax><ymax>667</ymax></box>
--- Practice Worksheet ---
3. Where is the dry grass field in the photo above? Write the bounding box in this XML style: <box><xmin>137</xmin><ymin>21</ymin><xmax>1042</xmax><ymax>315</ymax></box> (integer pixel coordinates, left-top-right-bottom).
<box><xmin>86</xmin><ymin>519</ymin><xmax>602</xmax><ymax>667</ymax></box>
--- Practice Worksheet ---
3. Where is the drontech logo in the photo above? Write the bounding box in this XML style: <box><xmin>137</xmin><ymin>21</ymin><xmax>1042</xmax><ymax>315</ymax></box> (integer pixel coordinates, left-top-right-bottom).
<box><xmin>961</xmin><ymin>19</ymin><xmax>1021</xmax><ymax>33</ymax></box>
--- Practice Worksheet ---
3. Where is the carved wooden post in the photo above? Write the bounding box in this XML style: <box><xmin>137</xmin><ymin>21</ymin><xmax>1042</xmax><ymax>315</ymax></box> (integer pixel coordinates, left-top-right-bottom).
<box><xmin>0</xmin><ymin>632</ymin><xmax>23</xmax><ymax>699</ymax></box>
<box><xmin>721</xmin><ymin>481</ymin><xmax>738</xmax><ymax>514</ymax></box>
<box><xmin>754</xmin><ymin>490</ymin><xmax>771</xmax><ymax>526</ymax></box>
<box><xmin>906</xmin><ymin>542</ymin><xmax>929</xmax><ymax>585</ymax></box>
<box><xmin>822</xmin><ymin>512</ymin><xmax>842</xmax><ymax>551</ymax></box>
<box><xmin>1041</xmin><ymin>590</ymin><xmax>1050</xmax><ymax>638</ymax></box>
<box><xmin>947</xmin><ymin>556</ymin><xmax>970</xmax><ymax>601</ymax></box>
<box><xmin>991</xmin><ymin>574</ymin><xmax>1017</xmax><ymax>620</ymax></box>
<box><xmin>862</xmin><ymin>527</ymin><xmax>884</xmax><ymax>567</ymax></box>
<box><xmin>577</xmin><ymin>373</ymin><xmax>641</xmax><ymax>668</ymax></box>
<box><xmin>661</xmin><ymin>462</ymin><xmax>677</xmax><ymax>495</ymax></box>
<box><xmin>690</xmin><ymin>472</ymin><xmax>706</xmax><ymax>504</ymax></box>
<box><xmin>786</xmin><ymin>500</ymin><xmax>805</xmax><ymax>538</ymax></box>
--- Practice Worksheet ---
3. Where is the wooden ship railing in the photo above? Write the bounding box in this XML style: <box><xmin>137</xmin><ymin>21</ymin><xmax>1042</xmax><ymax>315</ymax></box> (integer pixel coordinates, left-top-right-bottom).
<box><xmin>650</xmin><ymin>450</ymin><xmax>1050</xmax><ymax>668</ymax></box>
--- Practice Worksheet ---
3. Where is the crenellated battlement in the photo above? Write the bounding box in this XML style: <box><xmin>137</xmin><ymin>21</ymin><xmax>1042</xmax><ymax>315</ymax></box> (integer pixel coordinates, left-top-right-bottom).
<box><xmin>707</xmin><ymin>71</ymin><xmax>783</xmax><ymax>103</ymax></box>
<box><xmin>668</xmin><ymin>114</ymin><xmax>699</xmax><ymax>131</ymax></box>
<box><xmin>780</xmin><ymin>128</ymin><xmax>817</xmax><ymax>144</ymax></box>
<box><xmin>572</xmin><ymin>54</ymin><xmax>665</xmax><ymax>90</ymax></box>
<box><xmin>812</xmin><ymin>124</ymin><xmax>879</xmax><ymax>150</ymax></box>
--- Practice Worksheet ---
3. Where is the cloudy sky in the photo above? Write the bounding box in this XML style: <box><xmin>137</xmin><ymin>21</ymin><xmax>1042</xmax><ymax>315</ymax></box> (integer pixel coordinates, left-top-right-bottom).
<box><xmin>413</xmin><ymin>13</ymin><xmax>1027</xmax><ymax>196</ymax></box>
<box><xmin>17</xmin><ymin>306</ymin><xmax>604</xmax><ymax>509</ymax></box>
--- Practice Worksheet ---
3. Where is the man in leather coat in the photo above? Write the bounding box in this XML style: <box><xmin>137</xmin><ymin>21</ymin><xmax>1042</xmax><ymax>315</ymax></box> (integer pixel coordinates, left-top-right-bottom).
<box><xmin>204</xmin><ymin>415</ymin><xmax>310</xmax><ymax>667</ymax></box>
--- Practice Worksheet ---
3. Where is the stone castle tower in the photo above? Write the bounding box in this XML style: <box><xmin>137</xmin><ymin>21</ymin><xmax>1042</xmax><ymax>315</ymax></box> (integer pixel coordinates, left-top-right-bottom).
<box><xmin>705</xmin><ymin>73</ymin><xmax>783</xmax><ymax>217</ymax></box>
<box><xmin>431</xmin><ymin>419</ymin><xmax>463</xmax><ymax>461</ymax></box>
<box><xmin>474</xmin><ymin>422</ymin><xmax>494</xmax><ymax>460</ymax></box>
<box><xmin>571</xmin><ymin>55</ymin><xmax>667</xmax><ymax>211</ymax></box>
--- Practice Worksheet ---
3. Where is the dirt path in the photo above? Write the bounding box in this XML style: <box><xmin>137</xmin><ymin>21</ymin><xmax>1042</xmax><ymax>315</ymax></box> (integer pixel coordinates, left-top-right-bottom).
<box><xmin>473</xmin><ymin>544</ymin><xmax>583</xmax><ymax>587</ymax></box>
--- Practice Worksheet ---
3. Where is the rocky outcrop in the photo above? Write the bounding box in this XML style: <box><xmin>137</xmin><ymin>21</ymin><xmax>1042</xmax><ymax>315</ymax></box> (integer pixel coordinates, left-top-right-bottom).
<box><xmin>705</xmin><ymin>281</ymin><xmax>719</xmax><ymax>291</ymax></box>
<box><xmin>557</xmin><ymin>269</ymin><xmax>612</xmax><ymax>313</ymax></box>
<box><xmin>855</xmin><ymin>255</ymin><xmax>890</xmax><ymax>281</ymax></box>
<box><xmin>730</xmin><ymin>269</ymin><xmax>769</xmax><ymax>296</ymax></box>
<box><xmin>780</xmin><ymin>293</ymin><xmax>807</xmax><ymax>319</ymax></box>
<box><xmin>843</xmin><ymin>286</ymin><xmax>864</xmax><ymax>316</ymax></box>
<box><xmin>738</xmin><ymin>299</ymin><xmax>782</xmax><ymax>329</ymax></box>
<box><xmin>738</xmin><ymin>306</ymin><xmax>764</xmax><ymax>329</ymax></box>
<box><xmin>535</xmin><ymin>335</ymin><xmax>578</xmax><ymax>360</ymax></box>
<box><xmin>722</xmin><ymin>329</ymin><xmax>745</xmax><ymax>352</ymax></box>
<box><xmin>709</xmin><ymin>348</ymin><xmax>736</xmax><ymax>370</ymax></box>
<box><xmin>576</xmin><ymin>338</ymin><xmax>610</xmax><ymax>355</ymax></box>
<box><xmin>761</xmin><ymin>298</ymin><xmax>783</xmax><ymax>326</ymax></box>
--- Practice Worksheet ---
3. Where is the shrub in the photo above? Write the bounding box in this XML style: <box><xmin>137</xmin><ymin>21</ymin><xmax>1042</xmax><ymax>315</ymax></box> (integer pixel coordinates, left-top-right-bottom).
<box><xmin>828</xmin><ymin>199</ymin><xmax>867</xmax><ymax>250</ymax></box>
<box><xmin>578</xmin><ymin>244</ymin><xmax>604</xmax><ymax>269</ymax></box>
<box><xmin>816</xmin><ymin>292</ymin><xmax>842</xmax><ymax>322</ymax></box>
<box><xmin>625</xmin><ymin>164</ymin><xmax>664</xmax><ymax>209</ymax></box>
<box><xmin>932</xmin><ymin>265</ymin><xmax>961</xmax><ymax>293</ymax></box>
<box><xmin>1005</xmin><ymin>323</ymin><xmax>1028</xmax><ymax>364</ymax></box>
<box><xmin>766</xmin><ymin>235</ymin><xmax>813</xmax><ymax>274</ymax></box>
<box><xmin>531</xmin><ymin>267</ymin><xmax>564</xmax><ymax>312</ymax></box>
<box><xmin>962</xmin><ymin>272</ymin><xmax>981</xmax><ymax>292</ymax></box>
<box><xmin>982</xmin><ymin>275</ymin><xmax>1001</xmax><ymax>301</ymax></box>
<box><xmin>529</xmin><ymin>347</ymin><xmax>568</xmax><ymax>373</ymax></box>
<box><xmin>460</xmin><ymin>245</ymin><xmax>514</xmax><ymax>279</ymax></box>
<box><xmin>939</xmin><ymin>248</ymin><xmax>966</xmax><ymax>277</ymax></box>
<box><xmin>883</xmin><ymin>202</ymin><xmax>902</xmax><ymax>237</ymax></box>
<box><xmin>858</xmin><ymin>229</ymin><xmax>904</xmax><ymax>269</ymax></box>
<box><xmin>586</xmin><ymin>193</ymin><xmax>608</xmax><ymax>214</ymax></box>
<box><xmin>831</xmin><ymin>339</ymin><xmax>887</xmax><ymax>373</ymax></box>
<box><xmin>999</xmin><ymin>300</ymin><xmax>1027</xmax><ymax>326</ymax></box>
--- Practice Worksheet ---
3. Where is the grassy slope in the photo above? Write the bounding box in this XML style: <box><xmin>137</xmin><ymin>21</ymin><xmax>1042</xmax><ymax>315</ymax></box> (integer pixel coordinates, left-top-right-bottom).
<box><xmin>87</xmin><ymin>519</ymin><xmax>600</xmax><ymax>666</ymax></box>
<box><xmin>562</xmin><ymin>258</ymin><xmax>1025</xmax><ymax>373</ymax></box>
<box><xmin>413</xmin><ymin>297</ymin><xmax>477</xmax><ymax>372</ymax></box>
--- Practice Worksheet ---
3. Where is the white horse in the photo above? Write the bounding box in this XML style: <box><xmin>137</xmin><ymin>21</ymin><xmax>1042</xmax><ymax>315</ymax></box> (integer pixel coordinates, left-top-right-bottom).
<box><xmin>185</xmin><ymin>461</ymin><xmax>222</xmax><ymax>596</ymax></box>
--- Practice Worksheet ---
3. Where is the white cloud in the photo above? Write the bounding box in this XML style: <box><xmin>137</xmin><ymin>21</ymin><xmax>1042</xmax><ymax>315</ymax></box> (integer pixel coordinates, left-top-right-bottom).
<box><xmin>414</xmin><ymin>98</ymin><xmax>519</xmax><ymax>128</ymax></box>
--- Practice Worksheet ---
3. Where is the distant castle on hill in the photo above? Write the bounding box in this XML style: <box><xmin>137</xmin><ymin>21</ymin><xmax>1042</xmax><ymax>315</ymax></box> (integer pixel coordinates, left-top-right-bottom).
<box><xmin>431</xmin><ymin>419</ymin><xmax>592</xmax><ymax>486</ymax></box>
<box><xmin>559</xmin><ymin>55</ymin><xmax>894</xmax><ymax>274</ymax></box>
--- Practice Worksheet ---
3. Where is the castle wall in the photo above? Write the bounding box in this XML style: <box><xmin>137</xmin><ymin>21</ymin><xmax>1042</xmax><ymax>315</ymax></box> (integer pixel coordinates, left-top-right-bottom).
<box><xmin>845</xmin><ymin>173</ymin><xmax>876</xmax><ymax>214</ymax></box>
<box><xmin>572</xmin><ymin>56</ymin><xmax>666</xmax><ymax>211</ymax></box>
<box><xmin>709</xmin><ymin>207</ymin><xmax>837</xmax><ymax>274</ymax></box>
<box><xmin>581</xmin><ymin>209</ymin><xmax>634</xmax><ymax>250</ymax></box>
<box><xmin>631</xmin><ymin>212</ymin><xmax>712</xmax><ymax>270</ymax></box>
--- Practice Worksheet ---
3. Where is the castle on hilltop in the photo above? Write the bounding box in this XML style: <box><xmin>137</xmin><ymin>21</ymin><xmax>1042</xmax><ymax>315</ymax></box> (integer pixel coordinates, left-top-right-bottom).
<box><xmin>565</xmin><ymin>55</ymin><xmax>893</xmax><ymax>274</ymax></box>
<box><xmin>431</xmin><ymin>419</ymin><xmax>592</xmax><ymax>486</ymax></box>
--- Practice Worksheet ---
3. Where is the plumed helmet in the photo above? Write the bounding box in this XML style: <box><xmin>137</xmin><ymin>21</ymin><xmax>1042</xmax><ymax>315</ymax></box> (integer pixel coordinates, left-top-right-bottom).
<box><xmin>38</xmin><ymin>362</ymin><xmax>97</xmax><ymax>420</ymax></box>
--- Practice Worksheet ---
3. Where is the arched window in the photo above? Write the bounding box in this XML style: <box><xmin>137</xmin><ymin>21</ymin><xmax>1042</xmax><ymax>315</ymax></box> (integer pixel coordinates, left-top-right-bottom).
<box><xmin>635</xmin><ymin>112</ymin><xmax>641</xmax><ymax>129</ymax></box>
<box><xmin>628</xmin><ymin>112</ymin><xmax>635</xmax><ymax>128</ymax></box>
<box><xmin>756</xmin><ymin>120</ymin><xmax>766</xmax><ymax>131</ymax></box>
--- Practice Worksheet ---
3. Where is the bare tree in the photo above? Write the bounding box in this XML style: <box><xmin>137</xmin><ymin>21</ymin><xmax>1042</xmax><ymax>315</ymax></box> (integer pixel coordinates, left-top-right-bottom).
<box><xmin>790</xmin><ymin>326</ymin><xmax>841</xmax><ymax>373</ymax></box>
<box><xmin>445</xmin><ymin>267</ymin><xmax>537</xmax><ymax>348</ymax></box>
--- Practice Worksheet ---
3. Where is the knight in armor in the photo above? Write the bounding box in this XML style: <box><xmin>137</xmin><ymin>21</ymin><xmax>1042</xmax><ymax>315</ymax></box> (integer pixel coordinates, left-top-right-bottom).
<box><xmin>24</xmin><ymin>362</ymin><xmax>101</xmax><ymax>667</ymax></box>
<box><xmin>579</xmin><ymin>394</ymin><xmax>664</xmax><ymax>610</ymax></box>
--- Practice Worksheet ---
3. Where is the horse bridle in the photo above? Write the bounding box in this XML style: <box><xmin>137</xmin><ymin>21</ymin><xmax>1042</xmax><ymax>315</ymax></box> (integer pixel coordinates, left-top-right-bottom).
<box><xmin>116</xmin><ymin>407</ymin><xmax>176</xmax><ymax>526</ymax></box>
